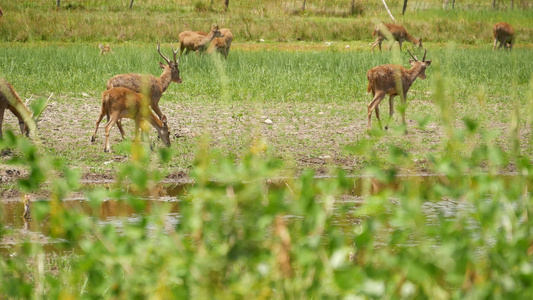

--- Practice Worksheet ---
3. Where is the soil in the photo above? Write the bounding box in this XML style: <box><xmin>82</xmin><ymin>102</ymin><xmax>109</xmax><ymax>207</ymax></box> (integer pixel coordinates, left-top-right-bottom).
<box><xmin>0</xmin><ymin>92</ymin><xmax>526</xmax><ymax>201</ymax></box>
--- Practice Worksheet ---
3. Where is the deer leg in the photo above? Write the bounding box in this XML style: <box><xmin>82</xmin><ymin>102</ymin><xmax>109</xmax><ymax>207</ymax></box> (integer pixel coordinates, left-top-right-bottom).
<box><xmin>385</xmin><ymin>95</ymin><xmax>395</xmax><ymax>130</ymax></box>
<box><xmin>91</xmin><ymin>106</ymin><xmax>106</xmax><ymax>143</ymax></box>
<box><xmin>493</xmin><ymin>37</ymin><xmax>498</xmax><ymax>50</ymax></box>
<box><xmin>367</xmin><ymin>92</ymin><xmax>385</xmax><ymax>130</ymax></box>
<box><xmin>398</xmin><ymin>41</ymin><xmax>403</xmax><ymax>52</ymax></box>
<box><xmin>400</xmin><ymin>93</ymin><xmax>408</xmax><ymax>132</ymax></box>
<box><xmin>374</xmin><ymin>106</ymin><xmax>383</xmax><ymax>130</ymax></box>
<box><xmin>371</xmin><ymin>39</ymin><xmax>379</xmax><ymax>53</ymax></box>
<box><xmin>104</xmin><ymin>114</ymin><xmax>120</xmax><ymax>152</ymax></box>
<box><xmin>0</xmin><ymin>106</ymin><xmax>5</xmax><ymax>139</ymax></box>
<box><xmin>116</xmin><ymin>120</ymin><xmax>126</xmax><ymax>140</ymax></box>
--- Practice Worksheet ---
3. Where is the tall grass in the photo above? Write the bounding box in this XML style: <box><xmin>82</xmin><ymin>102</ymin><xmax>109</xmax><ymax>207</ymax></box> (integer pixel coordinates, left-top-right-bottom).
<box><xmin>0</xmin><ymin>1</ymin><xmax>532</xmax><ymax>43</ymax></box>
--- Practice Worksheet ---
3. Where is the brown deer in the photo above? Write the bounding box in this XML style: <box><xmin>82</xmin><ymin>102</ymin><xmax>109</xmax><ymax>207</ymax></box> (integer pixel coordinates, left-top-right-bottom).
<box><xmin>366</xmin><ymin>50</ymin><xmax>431</xmax><ymax>131</ymax></box>
<box><xmin>99</xmin><ymin>43</ymin><xmax>113</xmax><ymax>55</ymax></box>
<box><xmin>371</xmin><ymin>23</ymin><xmax>422</xmax><ymax>53</ymax></box>
<box><xmin>0</xmin><ymin>79</ymin><xmax>32</xmax><ymax>139</ymax></box>
<box><xmin>208</xmin><ymin>28</ymin><xmax>233</xmax><ymax>59</ymax></box>
<box><xmin>91</xmin><ymin>87</ymin><xmax>171</xmax><ymax>152</ymax></box>
<box><xmin>106</xmin><ymin>42</ymin><xmax>181</xmax><ymax>137</ymax></box>
<box><xmin>179</xmin><ymin>25</ymin><xmax>223</xmax><ymax>56</ymax></box>
<box><xmin>493</xmin><ymin>22</ymin><xmax>515</xmax><ymax>51</ymax></box>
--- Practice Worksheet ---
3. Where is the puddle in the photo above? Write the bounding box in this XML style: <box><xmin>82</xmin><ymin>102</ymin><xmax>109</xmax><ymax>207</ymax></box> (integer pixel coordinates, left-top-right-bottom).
<box><xmin>1</xmin><ymin>174</ymin><xmax>528</xmax><ymax>252</ymax></box>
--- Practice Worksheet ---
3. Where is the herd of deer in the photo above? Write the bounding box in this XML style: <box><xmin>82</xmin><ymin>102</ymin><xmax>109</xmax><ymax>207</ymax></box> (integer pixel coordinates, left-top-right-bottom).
<box><xmin>0</xmin><ymin>22</ymin><xmax>516</xmax><ymax>152</ymax></box>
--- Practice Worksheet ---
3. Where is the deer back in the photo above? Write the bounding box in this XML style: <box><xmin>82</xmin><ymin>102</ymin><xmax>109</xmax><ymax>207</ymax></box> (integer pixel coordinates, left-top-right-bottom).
<box><xmin>106</xmin><ymin>73</ymin><xmax>163</xmax><ymax>102</ymax></box>
<box><xmin>493</xmin><ymin>22</ymin><xmax>515</xmax><ymax>40</ymax></box>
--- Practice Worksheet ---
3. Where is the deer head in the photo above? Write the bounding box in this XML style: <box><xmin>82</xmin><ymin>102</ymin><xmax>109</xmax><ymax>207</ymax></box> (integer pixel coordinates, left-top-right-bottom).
<box><xmin>157</xmin><ymin>41</ymin><xmax>182</xmax><ymax>84</ymax></box>
<box><xmin>157</xmin><ymin>115</ymin><xmax>171</xmax><ymax>147</ymax></box>
<box><xmin>407</xmin><ymin>49</ymin><xmax>432</xmax><ymax>80</ymax></box>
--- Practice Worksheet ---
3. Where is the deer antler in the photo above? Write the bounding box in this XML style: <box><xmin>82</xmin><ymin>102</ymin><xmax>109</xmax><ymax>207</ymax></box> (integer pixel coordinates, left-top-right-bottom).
<box><xmin>157</xmin><ymin>41</ymin><xmax>172</xmax><ymax>65</ymax></box>
<box><xmin>407</xmin><ymin>50</ymin><xmax>418</xmax><ymax>62</ymax></box>
<box><xmin>170</xmin><ymin>42</ymin><xmax>181</xmax><ymax>65</ymax></box>
<box><xmin>422</xmin><ymin>49</ymin><xmax>427</xmax><ymax>62</ymax></box>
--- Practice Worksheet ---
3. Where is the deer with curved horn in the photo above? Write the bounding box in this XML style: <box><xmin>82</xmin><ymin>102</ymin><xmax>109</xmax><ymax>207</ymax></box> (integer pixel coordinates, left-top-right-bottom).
<box><xmin>101</xmin><ymin>42</ymin><xmax>181</xmax><ymax>141</ymax></box>
<box><xmin>366</xmin><ymin>49</ymin><xmax>431</xmax><ymax>132</ymax></box>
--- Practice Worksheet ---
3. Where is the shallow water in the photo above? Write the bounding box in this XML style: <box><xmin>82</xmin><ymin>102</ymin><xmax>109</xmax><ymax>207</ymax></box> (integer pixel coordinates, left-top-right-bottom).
<box><xmin>1</xmin><ymin>174</ymin><xmax>526</xmax><ymax>252</ymax></box>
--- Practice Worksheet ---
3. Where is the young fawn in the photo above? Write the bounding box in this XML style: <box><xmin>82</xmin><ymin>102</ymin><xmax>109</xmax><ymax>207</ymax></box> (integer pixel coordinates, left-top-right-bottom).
<box><xmin>371</xmin><ymin>23</ymin><xmax>422</xmax><ymax>53</ymax></box>
<box><xmin>366</xmin><ymin>50</ymin><xmax>431</xmax><ymax>132</ymax></box>
<box><xmin>91</xmin><ymin>87</ymin><xmax>171</xmax><ymax>152</ymax></box>
<box><xmin>493</xmin><ymin>22</ymin><xmax>515</xmax><ymax>50</ymax></box>
<box><xmin>99</xmin><ymin>43</ymin><xmax>113</xmax><ymax>55</ymax></box>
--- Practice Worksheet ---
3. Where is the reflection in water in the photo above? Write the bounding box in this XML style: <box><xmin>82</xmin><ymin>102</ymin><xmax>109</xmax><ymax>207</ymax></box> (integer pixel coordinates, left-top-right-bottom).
<box><xmin>0</xmin><ymin>174</ymin><xmax>527</xmax><ymax>252</ymax></box>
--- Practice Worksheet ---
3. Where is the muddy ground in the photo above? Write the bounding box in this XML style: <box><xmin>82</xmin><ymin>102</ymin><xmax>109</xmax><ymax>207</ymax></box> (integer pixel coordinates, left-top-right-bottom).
<box><xmin>0</xmin><ymin>91</ymin><xmax>525</xmax><ymax>201</ymax></box>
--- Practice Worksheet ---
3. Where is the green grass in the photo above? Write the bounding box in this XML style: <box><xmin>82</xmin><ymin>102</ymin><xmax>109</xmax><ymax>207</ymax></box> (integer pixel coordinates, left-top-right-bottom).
<box><xmin>0</xmin><ymin>1</ymin><xmax>532</xmax><ymax>43</ymax></box>
<box><xmin>0</xmin><ymin>43</ymin><xmax>532</xmax><ymax>177</ymax></box>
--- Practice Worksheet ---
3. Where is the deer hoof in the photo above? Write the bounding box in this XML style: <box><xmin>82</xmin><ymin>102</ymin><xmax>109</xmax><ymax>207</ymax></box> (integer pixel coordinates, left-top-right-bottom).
<box><xmin>384</xmin><ymin>126</ymin><xmax>389</xmax><ymax>130</ymax></box>
<box><xmin>104</xmin><ymin>148</ymin><xmax>110</xmax><ymax>153</ymax></box>
<box><xmin>91</xmin><ymin>136</ymin><xmax>96</xmax><ymax>143</ymax></box>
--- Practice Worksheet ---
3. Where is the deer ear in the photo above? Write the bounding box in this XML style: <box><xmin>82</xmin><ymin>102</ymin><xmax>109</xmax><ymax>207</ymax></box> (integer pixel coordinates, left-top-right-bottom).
<box><xmin>409</xmin><ymin>59</ymin><xmax>415</xmax><ymax>65</ymax></box>
<box><xmin>425</xmin><ymin>60</ymin><xmax>432</xmax><ymax>66</ymax></box>
<box><xmin>159</xmin><ymin>62</ymin><xmax>166</xmax><ymax>69</ymax></box>
<box><xmin>161</xmin><ymin>115</ymin><xmax>168</xmax><ymax>123</ymax></box>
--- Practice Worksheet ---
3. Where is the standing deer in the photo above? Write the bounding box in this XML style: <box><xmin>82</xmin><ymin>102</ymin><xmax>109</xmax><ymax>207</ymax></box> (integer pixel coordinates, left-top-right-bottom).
<box><xmin>179</xmin><ymin>25</ymin><xmax>223</xmax><ymax>56</ymax></box>
<box><xmin>0</xmin><ymin>79</ymin><xmax>31</xmax><ymax>139</ymax></box>
<box><xmin>91</xmin><ymin>87</ymin><xmax>171</xmax><ymax>152</ymax></box>
<box><xmin>99</xmin><ymin>43</ymin><xmax>113</xmax><ymax>55</ymax></box>
<box><xmin>371</xmin><ymin>23</ymin><xmax>422</xmax><ymax>53</ymax></box>
<box><xmin>493</xmin><ymin>22</ymin><xmax>515</xmax><ymax>51</ymax></box>
<box><xmin>106</xmin><ymin>42</ymin><xmax>181</xmax><ymax>138</ymax></box>
<box><xmin>209</xmin><ymin>28</ymin><xmax>233</xmax><ymax>59</ymax></box>
<box><xmin>366</xmin><ymin>50</ymin><xmax>431</xmax><ymax>131</ymax></box>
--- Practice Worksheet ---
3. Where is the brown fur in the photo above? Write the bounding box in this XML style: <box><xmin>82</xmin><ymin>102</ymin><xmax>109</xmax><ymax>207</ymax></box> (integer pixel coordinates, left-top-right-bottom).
<box><xmin>106</xmin><ymin>42</ymin><xmax>181</xmax><ymax>136</ymax></box>
<box><xmin>371</xmin><ymin>23</ymin><xmax>422</xmax><ymax>53</ymax></box>
<box><xmin>91</xmin><ymin>87</ymin><xmax>171</xmax><ymax>152</ymax></box>
<box><xmin>493</xmin><ymin>22</ymin><xmax>515</xmax><ymax>50</ymax></box>
<box><xmin>366</xmin><ymin>51</ymin><xmax>431</xmax><ymax>131</ymax></box>
<box><xmin>0</xmin><ymin>79</ymin><xmax>31</xmax><ymax>138</ymax></box>
<box><xmin>207</xmin><ymin>28</ymin><xmax>233</xmax><ymax>59</ymax></box>
<box><xmin>179</xmin><ymin>25</ymin><xmax>223</xmax><ymax>55</ymax></box>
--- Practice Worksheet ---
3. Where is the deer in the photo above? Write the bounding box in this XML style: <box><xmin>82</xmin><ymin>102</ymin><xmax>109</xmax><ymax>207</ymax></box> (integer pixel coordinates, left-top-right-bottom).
<box><xmin>106</xmin><ymin>42</ymin><xmax>181</xmax><ymax>139</ymax></box>
<box><xmin>0</xmin><ymin>79</ymin><xmax>32</xmax><ymax>139</ymax></box>
<box><xmin>493</xmin><ymin>22</ymin><xmax>515</xmax><ymax>51</ymax></box>
<box><xmin>366</xmin><ymin>50</ymin><xmax>431</xmax><ymax>132</ymax></box>
<box><xmin>371</xmin><ymin>23</ymin><xmax>422</xmax><ymax>53</ymax></box>
<box><xmin>208</xmin><ymin>28</ymin><xmax>233</xmax><ymax>59</ymax></box>
<box><xmin>91</xmin><ymin>87</ymin><xmax>171</xmax><ymax>152</ymax></box>
<box><xmin>99</xmin><ymin>43</ymin><xmax>113</xmax><ymax>55</ymax></box>
<box><xmin>178</xmin><ymin>25</ymin><xmax>223</xmax><ymax>56</ymax></box>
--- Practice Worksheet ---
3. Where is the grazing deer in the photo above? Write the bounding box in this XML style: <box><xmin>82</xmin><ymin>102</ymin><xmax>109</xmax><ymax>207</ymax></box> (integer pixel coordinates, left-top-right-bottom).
<box><xmin>179</xmin><ymin>25</ymin><xmax>223</xmax><ymax>56</ymax></box>
<box><xmin>209</xmin><ymin>28</ymin><xmax>233</xmax><ymax>59</ymax></box>
<box><xmin>371</xmin><ymin>23</ymin><xmax>422</xmax><ymax>53</ymax></box>
<box><xmin>366</xmin><ymin>50</ymin><xmax>431</xmax><ymax>131</ymax></box>
<box><xmin>0</xmin><ymin>79</ymin><xmax>31</xmax><ymax>139</ymax></box>
<box><xmin>99</xmin><ymin>43</ymin><xmax>113</xmax><ymax>55</ymax></box>
<box><xmin>106</xmin><ymin>42</ymin><xmax>181</xmax><ymax>137</ymax></box>
<box><xmin>493</xmin><ymin>22</ymin><xmax>515</xmax><ymax>51</ymax></box>
<box><xmin>91</xmin><ymin>87</ymin><xmax>171</xmax><ymax>152</ymax></box>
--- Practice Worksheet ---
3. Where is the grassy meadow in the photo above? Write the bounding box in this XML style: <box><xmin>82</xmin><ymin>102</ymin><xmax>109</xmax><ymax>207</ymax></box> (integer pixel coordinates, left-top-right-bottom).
<box><xmin>1</xmin><ymin>1</ymin><xmax>533</xmax><ymax>298</ymax></box>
